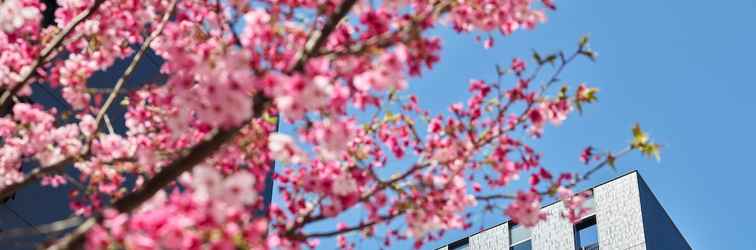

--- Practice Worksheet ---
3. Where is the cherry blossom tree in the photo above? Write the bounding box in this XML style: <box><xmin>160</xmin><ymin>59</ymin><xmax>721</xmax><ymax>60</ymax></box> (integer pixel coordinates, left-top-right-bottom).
<box><xmin>0</xmin><ymin>0</ymin><xmax>662</xmax><ymax>249</ymax></box>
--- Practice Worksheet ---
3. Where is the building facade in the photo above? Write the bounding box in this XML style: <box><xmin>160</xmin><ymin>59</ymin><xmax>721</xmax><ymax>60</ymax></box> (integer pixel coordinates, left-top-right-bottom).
<box><xmin>439</xmin><ymin>171</ymin><xmax>690</xmax><ymax>250</ymax></box>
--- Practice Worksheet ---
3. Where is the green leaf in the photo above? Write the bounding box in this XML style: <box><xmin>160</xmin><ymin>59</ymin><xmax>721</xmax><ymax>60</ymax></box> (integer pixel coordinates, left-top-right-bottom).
<box><xmin>631</xmin><ymin>123</ymin><xmax>649</xmax><ymax>147</ymax></box>
<box><xmin>402</xmin><ymin>115</ymin><xmax>415</xmax><ymax>126</ymax></box>
<box><xmin>640</xmin><ymin>143</ymin><xmax>662</xmax><ymax>162</ymax></box>
<box><xmin>606</xmin><ymin>153</ymin><xmax>616</xmax><ymax>169</ymax></box>
<box><xmin>532</xmin><ymin>50</ymin><xmax>543</xmax><ymax>65</ymax></box>
<box><xmin>574</xmin><ymin>99</ymin><xmax>584</xmax><ymax>114</ymax></box>
<box><xmin>486</xmin><ymin>98</ymin><xmax>500</xmax><ymax>106</ymax></box>
<box><xmin>384</xmin><ymin>111</ymin><xmax>396</xmax><ymax>122</ymax></box>
<box><xmin>388</xmin><ymin>89</ymin><xmax>398</xmax><ymax>101</ymax></box>
<box><xmin>263</xmin><ymin>113</ymin><xmax>278</xmax><ymax>125</ymax></box>
<box><xmin>579</xmin><ymin>35</ymin><xmax>590</xmax><ymax>48</ymax></box>
<box><xmin>582</xmin><ymin>87</ymin><xmax>599</xmax><ymax>103</ymax></box>
<box><xmin>120</xmin><ymin>96</ymin><xmax>129</xmax><ymax>106</ymax></box>
<box><xmin>546</xmin><ymin>184</ymin><xmax>559</xmax><ymax>196</ymax></box>
<box><xmin>544</xmin><ymin>54</ymin><xmax>558</xmax><ymax>65</ymax></box>
<box><xmin>558</xmin><ymin>85</ymin><xmax>569</xmax><ymax>99</ymax></box>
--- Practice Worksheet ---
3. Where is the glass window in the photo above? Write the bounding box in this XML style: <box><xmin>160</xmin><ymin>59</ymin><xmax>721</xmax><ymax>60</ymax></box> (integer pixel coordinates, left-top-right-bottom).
<box><xmin>510</xmin><ymin>239</ymin><xmax>532</xmax><ymax>250</ymax></box>
<box><xmin>575</xmin><ymin>216</ymin><xmax>599</xmax><ymax>250</ymax></box>
<box><xmin>509</xmin><ymin>223</ymin><xmax>532</xmax><ymax>250</ymax></box>
<box><xmin>583</xmin><ymin>195</ymin><xmax>596</xmax><ymax>210</ymax></box>
<box><xmin>449</xmin><ymin>238</ymin><xmax>469</xmax><ymax>250</ymax></box>
<box><xmin>509</xmin><ymin>223</ymin><xmax>531</xmax><ymax>245</ymax></box>
<box><xmin>452</xmin><ymin>244</ymin><xmax>469</xmax><ymax>250</ymax></box>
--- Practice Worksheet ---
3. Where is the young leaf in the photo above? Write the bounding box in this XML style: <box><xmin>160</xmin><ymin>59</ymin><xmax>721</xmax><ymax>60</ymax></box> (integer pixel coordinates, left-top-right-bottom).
<box><xmin>640</xmin><ymin>143</ymin><xmax>662</xmax><ymax>162</ymax></box>
<box><xmin>532</xmin><ymin>50</ymin><xmax>543</xmax><ymax>65</ymax></box>
<box><xmin>631</xmin><ymin>123</ymin><xmax>649</xmax><ymax>147</ymax></box>
<box><xmin>579</xmin><ymin>35</ymin><xmax>590</xmax><ymax>48</ymax></box>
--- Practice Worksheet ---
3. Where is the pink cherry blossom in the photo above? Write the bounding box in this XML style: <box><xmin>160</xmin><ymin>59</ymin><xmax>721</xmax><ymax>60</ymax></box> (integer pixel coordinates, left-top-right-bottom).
<box><xmin>306</xmin><ymin>118</ymin><xmax>357</xmax><ymax>160</ymax></box>
<box><xmin>191</xmin><ymin>165</ymin><xmax>223</xmax><ymax>204</ymax></box>
<box><xmin>221</xmin><ymin>171</ymin><xmax>257</xmax><ymax>207</ymax></box>
<box><xmin>557</xmin><ymin>187</ymin><xmax>592</xmax><ymax>223</ymax></box>
<box><xmin>580</xmin><ymin>146</ymin><xmax>594</xmax><ymax>165</ymax></box>
<box><xmin>268</xmin><ymin>133</ymin><xmax>308</xmax><ymax>164</ymax></box>
<box><xmin>511</xmin><ymin>58</ymin><xmax>527</xmax><ymax>73</ymax></box>
<box><xmin>0</xmin><ymin>0</ymin><xmax>40</xmax><ymax>33</ymax></box>
<box><xmin>0</xmin><ymin>0</ymin><xmax>654</xmax><ymax>249</ymax></box>
<box><xmin>41</xmin><ymin>175</ymin><xmax>68</xmax><ymax>187</ymax></box>
<box><xmin>79</xmin><ymin>115</ymin><xmax>97</xmax><ymax>138</ymax></box>
<box><xmin>92</xmin><ymin>134</ymin><xmax>134</xmax><ymax>162</ymax></box>
<box><xmin>506</xmin><ymin>190</ymin><xmax>547</xmax><ymax>227</ymax></box>
<box><xmin>353</xmin><ymin>49</ymin><xmax>408</xmax><ymax>92</ymax></box>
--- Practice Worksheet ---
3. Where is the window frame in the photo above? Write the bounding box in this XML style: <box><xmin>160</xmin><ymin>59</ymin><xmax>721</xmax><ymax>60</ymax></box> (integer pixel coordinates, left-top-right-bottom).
<box><xmin>509</xmin><ymin>223</ymin><xmax>532</xmax><ymax>250</ymax></box>
<box><xmin>574</xmin><ymin>215</ymin><xmax>599</xmax><ymax>250</ymax></box>
<box><xmin>448</xmin><ymin>237</ymin><xmax>469</xmax><ymax>250</ymax></box>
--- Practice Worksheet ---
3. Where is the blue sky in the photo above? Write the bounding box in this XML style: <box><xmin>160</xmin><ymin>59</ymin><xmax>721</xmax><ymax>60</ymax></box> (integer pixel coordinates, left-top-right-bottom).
<box><xmin>298</xmin><ymin>0</ymin><xmax>756</xmax><ymax>249</ymax></box>
<box><xmin>1</xmin><ymin>1</ymin><xmax>754</xmax><ymax>249</ymax></box>
<box><xmin>404</xmin><ymin>0</ymin><xmax>756</xmax><ymax>249</ymax></box>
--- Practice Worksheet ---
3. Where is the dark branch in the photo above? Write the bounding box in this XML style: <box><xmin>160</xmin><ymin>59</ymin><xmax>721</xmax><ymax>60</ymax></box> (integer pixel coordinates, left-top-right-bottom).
<box><xmin>0</xmin><ymin>0</ymin><xmax>107</xmax><ymax>110</ymax></box>
<box><xmin>46</xmin><ymin>0</ymin><xmax>363</xmax><ymax>247</ymax></box>
<box><xmin>0</xmin><ymin>159</ymin><xmax>71</xmax><ymax>201</ymax></box>
<box><xmin>289</xmin><ymin>0</ymin><xmax>358</xmax><ymax>72</ymax></box>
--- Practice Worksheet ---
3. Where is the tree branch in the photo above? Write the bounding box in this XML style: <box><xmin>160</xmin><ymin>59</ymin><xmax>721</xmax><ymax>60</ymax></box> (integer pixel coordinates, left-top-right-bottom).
<box><xmin>0</xmin><ymin>159</ymin><xmax>71</xmax><ymax>201</ymax></box>
<box><xmin>569</xmin><ymin>146</ymin><xmax>633</xmax><ymax>188</ymax></box>
<box><xmin>301</xmin><ymin>212</ymin><xmax>401</xmax><ymax>239</ymax></box>
<box><xmin>93</xmin><ymin>0</ymin><xmax>176</xmax><ymax>134</ymax></box>
<box><xmin>0</xmin><ymin>0</ymin><xmax>107</xmax><ymax>109</ymax></box>
<box><xmin>289</xmin><ymin>0</ymin><xmax>358</xmax><ymax>72</ymax></box>
<box><xmin>474</xmin><ymin>193</ymin><xmax>515</xmax><ymax>201</ymax></box>
<box><xmin>0</xmin><ymin>0</ymin><xmax>175</xmax><ymax>213</ymax></box>
<box><xmin>0</xmin><ymin>216</ymin><xmax>83</xmax><ymax>240</ymax></box>
<box><xmin>46</xmin><ymin>0</ymin><xmax>363</xmax><ymax>247</ymax></box>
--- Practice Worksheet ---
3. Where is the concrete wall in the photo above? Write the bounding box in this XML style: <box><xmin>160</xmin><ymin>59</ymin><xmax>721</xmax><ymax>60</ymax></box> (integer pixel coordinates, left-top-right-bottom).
<box><xmin>594</xmin><ymin>172</ymin><xmax>648</xmax><ymax>250</ymax></box>
<box><xmin>532</xmin><ymin>202</ymin><xmax>577</xmax><ymax>250</ymax></box>
<box><xmin>470</xmin><ymin>222</ymin><xmax>509</xmax><ymax>250</ymax></box>
<box><xmin>443</xmin><ymin>171</ymin><xmax>689</xmax><ymax>250</ymax></box>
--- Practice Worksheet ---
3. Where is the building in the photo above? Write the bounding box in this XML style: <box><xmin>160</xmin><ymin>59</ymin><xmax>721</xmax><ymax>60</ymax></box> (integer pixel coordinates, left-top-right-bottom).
<box><xmin>0</xmin><ymin>9</ymin><xmax>279</xmax><ymax>248</ymax></box>
<box><xmin>438</xmin><ymin>171</ymin><xmax>690</xmax><ymax>250</ymax></box>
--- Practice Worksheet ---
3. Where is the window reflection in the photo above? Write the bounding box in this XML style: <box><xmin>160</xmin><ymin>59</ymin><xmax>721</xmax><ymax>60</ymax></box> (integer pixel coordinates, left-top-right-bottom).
<box><xmin>575</xmin><ymin>216</ymin><xmax>599</xmax><ymax>250</ymax></box>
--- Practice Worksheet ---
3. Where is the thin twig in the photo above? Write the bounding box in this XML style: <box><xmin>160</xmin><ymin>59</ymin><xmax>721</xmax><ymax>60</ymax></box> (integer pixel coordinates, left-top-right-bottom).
<box><xmin>1</xmin><ymin>204</ymin><xmax>41</xmax><ymax>235</ymax></box>
<box><xmin>62</xmin><ymin>174</ymin><xmax>87</xmax><ymax>193</ymax></box>
<box><xmin>93</xmin><ymin>0</ymin><xmax>175</xmax><ymax>134</ymax></box>
<box><xmin>0</xmin><ymin>0</ymin><xmax>107</xmax><ymax>109</ymax></box>
<box><xmin>46</xmin><ymin>0</ymin><xmax>362</xmax><ymax>247</ymax></box>
<box><xmin>0</xmin><ymin>0</ymin><xmax>175</xmax><ymax>210</ymax></box>
<box><xmin>44</xmin><ymin>219</ymin><xmax>96</xmax><ymax>250</ymax></box>
<box><xmin>0</xmin><ymin>216</ymin><xmax>83</xmax><ymax>240</ymax></box>
<box><xmin>570</xmin><ymin>147</ymin><xmax>633</xmax><ymax>187</ymax></box>
<box><xmin>300</xmin><ymin>213</ymin><xmax>401</xmax><ymax>239</ymax></box>
<box><xmin>0</xmin><ymin>159</ymin><xmax>71</xmax><ymax>201</ymax></box>
<box><xmin>474</xmin><ymin>194</ymin><xmax>516</xmax><ymax>201</ymax></box>
<box><xmin>103</xmin><ymin>115</ymin><xmax>115</xmax><ymax>134</ymax></box>
<box><xmin>289</xmin><ymin>0</ymin><xmax>358</xmax><ymax>72</ymax></box>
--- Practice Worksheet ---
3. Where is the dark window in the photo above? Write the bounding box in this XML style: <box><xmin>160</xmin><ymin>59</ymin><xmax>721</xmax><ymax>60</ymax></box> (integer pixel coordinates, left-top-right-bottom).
<box><xmin>575</xmin><ymin>216</ymin><xmax>599</xmax><ymax>250</ymax></box>
<box><xmin>449</xmin><ymin>237</ymin><xmax>469</xmax><ymax>250</ymax></box>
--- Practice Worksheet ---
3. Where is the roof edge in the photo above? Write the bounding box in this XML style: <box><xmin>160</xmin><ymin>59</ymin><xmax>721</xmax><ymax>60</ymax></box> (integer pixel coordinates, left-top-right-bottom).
<box><xmin>435</xmin><ymin>169</ymin><xmax>642</xmax><ymax>249</ymax></box>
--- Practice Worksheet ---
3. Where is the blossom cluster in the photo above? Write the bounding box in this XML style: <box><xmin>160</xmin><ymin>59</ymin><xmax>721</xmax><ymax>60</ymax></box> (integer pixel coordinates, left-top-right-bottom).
<box><xmin>0</xmin><ymin>104</ymin><xmax>86</xmax><ymax>188</ymax></box>
<box><xmin>87</xmin><ymin>167</ymin><xmax>265</xmax><ymax>250</ymax></box>
<box><xmin>0</xmin><ymin>0</ymin><xmax>625</xmax><ymax>249</ymax></box>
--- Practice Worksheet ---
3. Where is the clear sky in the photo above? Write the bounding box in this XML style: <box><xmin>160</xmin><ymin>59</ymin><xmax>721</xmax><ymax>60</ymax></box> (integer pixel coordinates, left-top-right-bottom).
<box><xmin>303</xmin><ymin>0</ymin><xmax>756</xmax><ymax>249</ymax></box>
<box><xmin>1</xmin><ymin>1</ymin><xmax>754</xmax><ymax>249</ymax></box>
<box><xmin>405</xmin><ymin>0</ymin><xmax>756</xmax><ymax>249</ymax></box>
